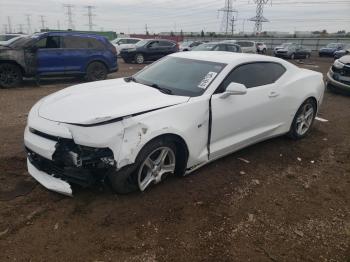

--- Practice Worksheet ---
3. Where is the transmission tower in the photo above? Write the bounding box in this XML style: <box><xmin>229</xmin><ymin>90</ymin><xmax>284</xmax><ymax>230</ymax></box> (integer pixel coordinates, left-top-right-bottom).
<box><xmin>25</xmin><ymin>14</ymin><xmax>32</xmax><ymax>34</ymax></box>
<box><xmin>63</xmin><ymin>4</ymin><xmax>75</xmax><ymax>30</ymax></box>
<box><xmin>218</xmin><ymin>0</ymin><xmax>237</xmax><ymax>36</ymax></box>
<box><xmin>84</xmin><ymin>5</ymin><xmax>96</xmax><ymax>31</ymax></box>
<box><xmin>39</xmin><ymin>15</ymin><xmax>46</xmax><ymax>30</ymax></box>
<box><xmin>7</xmin><ymin>16</ymin><xmax>12</xmax><ymax>33</ymax></box>
<box><xmin>249</xmin><ymin>0</ymin><xmax>270</xmax><ymax>34</ymax></box>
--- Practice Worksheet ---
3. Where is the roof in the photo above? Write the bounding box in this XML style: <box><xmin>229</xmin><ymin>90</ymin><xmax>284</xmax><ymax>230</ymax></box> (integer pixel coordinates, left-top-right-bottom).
<box><xmin>170</xmin><ymin>51</ymin><xmax>293</xmax><ymax>67</ymax></box>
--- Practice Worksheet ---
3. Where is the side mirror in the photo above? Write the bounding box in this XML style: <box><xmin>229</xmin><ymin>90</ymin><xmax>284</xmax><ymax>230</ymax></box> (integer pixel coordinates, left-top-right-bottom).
<box><xmin>220</xmin><ymin>82</ymin><xmax>247</xmax><ymax>99</ymax></box>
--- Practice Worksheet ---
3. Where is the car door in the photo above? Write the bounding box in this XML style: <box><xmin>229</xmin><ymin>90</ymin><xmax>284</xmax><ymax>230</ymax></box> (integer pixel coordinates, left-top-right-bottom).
<box><xmin>35</xmin><ymin>35</ymin><xmax>65</xmax><ymax>75</ymax></box>
<box><xmin>62</xmin><ymin>35</ymin><xmax>90</xmax><ymax>73</ymax></box>
<box><xmin>146</xmin><ymin>41</ymin><xmax>162</xmax><ymax>60</ymax></box>
<box><xmin>158</xmin><ymin>41</ymin><xmax>176</xmax><ymax>57</ymax></box>
<box><xmin>209</xmin><ymin>62</ymin><xmax>287</xmax><ymax>160</ymax></box>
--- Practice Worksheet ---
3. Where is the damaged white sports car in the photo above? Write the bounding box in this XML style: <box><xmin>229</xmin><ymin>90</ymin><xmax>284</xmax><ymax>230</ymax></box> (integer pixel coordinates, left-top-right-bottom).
<box><xmin>24</xmin><ymin>52</ymin><xmax>325</xmax><ymax>196</ymax></box>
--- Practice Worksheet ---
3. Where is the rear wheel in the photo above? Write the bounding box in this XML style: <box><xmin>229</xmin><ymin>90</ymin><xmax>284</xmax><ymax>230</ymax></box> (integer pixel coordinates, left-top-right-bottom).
<box><xmin>290</xmin><ymin>53</ymin><xmax>295</xmax><ymax>60</ymax></box>
<box><xmin>0</xmin><ymin>63</ymin><xmax>22</xmax><ymax>88</ymax></box>
<box><xmin>262</xmin><ymin>48</ymin><xmax>267</xmax><ymax>54</ymax></box>
<box><xmin>135</xmin><ymin>53</ymin><xmax>145</xmax><ymax>64</ymax></box>
<box><xmin>288</xmin><ymin>99</ymin><xmax>316</xmax><ymax>139</ymax></box>
<box><xmin>108</xmin><ymin>138</ymin><xmax>178</xmax><ymax>194</ymax></box>
<box><xmin>86</xmin><ymin>61</ymin><xmax>108</xmax><ymax>82</ymax></box>
<box><xmin>305</xmin><ymin>54</ymin><xmax>311</xmax><ymax>59</ymax></box>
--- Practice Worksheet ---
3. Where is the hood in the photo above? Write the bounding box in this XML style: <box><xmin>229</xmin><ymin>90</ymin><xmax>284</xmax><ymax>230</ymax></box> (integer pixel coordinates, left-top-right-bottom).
<box><xmin>38</xmin><ymin>78</ymin><xmax>190</xmax><ymax>125</ymax></box>
<box><xmin>339</xmin><ymin>55</ymin><xmax>350</xmax><ymax>64</ymax></box>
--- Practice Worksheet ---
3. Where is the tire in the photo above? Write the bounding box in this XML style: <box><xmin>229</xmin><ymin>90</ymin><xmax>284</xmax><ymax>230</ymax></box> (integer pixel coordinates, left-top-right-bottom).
<box><xmin>288</xmin><ymin>98</ymin><xmax>317</xmax><ymax>140</ymax></box>
<box><xmin>108</xmin><ymin>138</ymin><xmax>178</xmax><ymax>194</ymax></box>
<box><xmin>86</xmin><ymin>61</ymin><xmax>108</xmax><ymax>82</ymax></box>
<box><xmin>290</xmin><ymin>53</ymin><xmax>295</xmax><ymax>60</ymax></box>
<box><xmin>305</xmin><ymin>54</ymin><xmax>310</xmax><ymax>59</ymax></box>
<box><xmin>135</xmin><ymin>53</ymin><xmax>145</xmax><ymax>64</ymax></box>
<box><xmin>0</xmin><ymin>63</ymin><xmax>22</xmax><ymax>88</ymax></box>
<box><xmin>262</xmin><ymin>48</ymin><xmax>266</xmax><ymax>54</ymax></box>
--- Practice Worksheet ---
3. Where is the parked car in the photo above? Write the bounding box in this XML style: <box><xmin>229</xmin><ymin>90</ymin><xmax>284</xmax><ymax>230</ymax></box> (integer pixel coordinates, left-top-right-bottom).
<box><xmin>179</xmin><ymin>41</ymin><xmax>203</xmax><ymax>51</ymax></box>
<box><xmin>111</xmin><ymin>37</ymin><xmax>142</xmax><ymax>55</ymax></box>
<box><xmin>275</xmin><ymin>45</ymin><xmax>311</xmax><ymax>60</ymax></box>
<box><xmin>327</xmin><ymin>55</ymin><xmax>350</xmax><ymax>93</ymax></box>
<box><xmin>334</xmin><ymin>45</ymin><xmax>350</xmax><ymax>59</ymax></box>
<box><xmin>256</xmin><ymin>42</ymin><xmax>267</xmax><ymax>54</ymax></box>
<box><xmin>224</xmin><ymin>40</ymin><xmax>256</xmax><ymax>53</ymax></box>
<box><xmin>192</xmin><ymin>42</ymin><xmax>241</xmax><ymax>53</ymax></box>
<box><xmin>120</xmin><ymin>39</ymin><xmax>178</xmax><ymax>64</ymax></box>
<box><xmin>319</xmin><ymin>43</ymin><xmax>345</xmax><ymax>57</ymax></box>
<box><xmin>0</xmin><ymin>33</ymin><xmax>27</xmax><ymax>46</ymax></box>
<box><xmin>274</xmin><ymin>43</ymin><xmax>297</xmax><ymax>55</ymax></box>
<box><xmin>0</xmin><ymin>32</ymin><xmax>118</xmax><ymax>88</ymax></box>
<box><xmin>24</xmin><ymin>52</ymin><xmax>324</xmax><ymax>196</ymax></box>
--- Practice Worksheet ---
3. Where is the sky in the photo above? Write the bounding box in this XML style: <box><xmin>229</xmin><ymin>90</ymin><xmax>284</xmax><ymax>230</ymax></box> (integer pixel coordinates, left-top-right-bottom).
<box><xmin>0</xmin><ymin>0</ymin><xmax>349</xmax><ymax>34</ymax></box>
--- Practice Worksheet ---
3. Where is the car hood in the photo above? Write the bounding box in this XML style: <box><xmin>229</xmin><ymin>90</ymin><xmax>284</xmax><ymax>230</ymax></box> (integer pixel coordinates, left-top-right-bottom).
<box><xmin>38</xmin><ymin>78</ymin><xmax>190</xmax><ymax>125</ymax></box>
<box><xmin>339</xmin><ymin>55</ymin><xmax>350</xmax><ymax>64</ymax></box>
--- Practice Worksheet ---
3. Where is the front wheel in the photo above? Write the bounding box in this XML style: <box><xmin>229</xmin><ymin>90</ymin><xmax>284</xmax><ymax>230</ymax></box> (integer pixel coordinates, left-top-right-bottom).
<box><xmin>0</xmin><ymin>63</ymin><xmax>22</xmax><ymax>88</ymax></box>
<box><xmin>108</xmin><ymin>139</ymin><xmax>177</xmax><ymax>194</ymax></box>
<box><xmin>288</xmin><ymin>99</ymin><xmax>317</xmax><ymax>140</ymax></box>
<box><xmin>86</xmin><ymin>62</ymin><xmax>108</xmax><ymax>82</ymax></box>
<box><xmin>135</xmin><ymin>53</ymin><xmax>145</xmax><ymax>64</ymax></box>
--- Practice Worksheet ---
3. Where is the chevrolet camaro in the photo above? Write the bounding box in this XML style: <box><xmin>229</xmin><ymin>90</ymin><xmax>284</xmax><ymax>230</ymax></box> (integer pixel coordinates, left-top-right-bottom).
<box><xmin>24</xmin><ymin>52</ymin><xmax>325</xmax><ymax>196</ymax></box>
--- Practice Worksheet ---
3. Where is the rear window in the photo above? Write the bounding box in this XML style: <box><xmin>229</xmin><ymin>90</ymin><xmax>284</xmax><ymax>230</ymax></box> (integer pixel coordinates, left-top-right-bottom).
<box><xmin>159</xmin><ymin>41</ymin><xmax>174</xmax><ymax>47</ymax></box>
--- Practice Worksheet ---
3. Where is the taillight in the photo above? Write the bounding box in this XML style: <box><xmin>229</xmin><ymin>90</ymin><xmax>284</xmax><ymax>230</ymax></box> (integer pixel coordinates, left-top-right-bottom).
<box><xmin>111</xmin><ymin>45</ymin><xmax>117</xmax><ymax>54</ymax></box>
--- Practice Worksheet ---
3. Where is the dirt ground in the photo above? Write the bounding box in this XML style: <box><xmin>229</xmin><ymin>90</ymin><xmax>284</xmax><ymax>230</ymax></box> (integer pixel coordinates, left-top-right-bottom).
<box><xmin>0</xmin><ymin>55</ymin><xmax>349</xmax><ymax>262</ymax></box>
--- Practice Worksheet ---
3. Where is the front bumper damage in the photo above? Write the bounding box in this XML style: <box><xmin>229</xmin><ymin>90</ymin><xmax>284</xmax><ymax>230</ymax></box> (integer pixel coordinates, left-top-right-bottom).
<box><xmin>25</xmin><ymin>127</ymin><xmax>115</xmax><ymax>196</ymax></box>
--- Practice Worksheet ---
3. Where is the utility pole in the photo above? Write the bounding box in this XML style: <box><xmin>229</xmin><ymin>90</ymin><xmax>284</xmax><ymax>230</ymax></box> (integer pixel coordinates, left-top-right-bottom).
<box><xmin>249</xmin><ymin>0</ymin><xmax>270</xmax><ymax>35</ymax></box>
<box><xmin>25</xmin><ymin>14</ymin><xmax>32</xmax><ymax>34</ymax></box>
<box><xmin>18</xmin><ymin>24</ymin><xmax>24</xmax><ymax>33</ymax></box>
<box><xmin>145</xmin><ymin>24</ymin><xmax>149</xmax><ymax>35</ymax></box>
<box><xmin>63</xmin><ymin>4</ymin><xmax>75</xmax><ymax>30</ymax></box>
<box><xmin>230</xmin><ymin>13</ymin><xmax>238</xmax><ymax>35</ymax></box>
<box><xmin>39</xmin><ymin>15</ymin><xmax>46</xmax><ymax>30</ymax></box>
<box><xmin>7</xmin><ymin>16</ymin><xmax>12</xmax><ymax>33</ymax></box>
<box><xmin>218</xmin><ymin>0</ymin><xmax>237</xmax><ymax>36</ymax></box>
<box><xmin>84</xmin><ymin>5</ymin><xmax>96</xmax><ymax>31</ymax></box>
<box><xmin>3</xmin><ymin>24</ymin><xmax>8</xmax><ymax>34</ymax></box>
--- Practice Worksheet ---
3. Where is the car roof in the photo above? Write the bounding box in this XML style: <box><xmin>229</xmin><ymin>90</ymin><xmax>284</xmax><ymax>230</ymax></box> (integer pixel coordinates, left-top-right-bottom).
<box><xmin>39</xmin><ymin>31</ymin><xmax>106</xmax><ymax>39</ymax></box>
<box><xmin>170</xmin><ymin>51</ymin><xmax>294</xmax><ymax>67</ymax></box>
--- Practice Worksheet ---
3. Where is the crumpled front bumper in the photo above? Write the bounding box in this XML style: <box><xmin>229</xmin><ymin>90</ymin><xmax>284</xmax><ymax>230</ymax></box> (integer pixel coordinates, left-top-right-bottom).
<box><xmin>27</xmin><ymin>158</ymin><xmax>73</xmax><ymax>196</ymax></box>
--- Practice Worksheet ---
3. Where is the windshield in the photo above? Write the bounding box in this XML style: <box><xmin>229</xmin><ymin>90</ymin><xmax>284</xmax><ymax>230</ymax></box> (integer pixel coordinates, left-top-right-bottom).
<box><xmin>326</xmin><ymin>43</ymin><xmax>338</xmax><ymax>48</ymax></box>
<box><xmin>135</xmin><ymin>39</ymin><xmax>149</xmax><ymax>47</ymax></box>
<box><xmin>134</xmin><ymin>56</ymin><xmax>226</xmax><ymax>97</ymax></box>
<box><xmin>0</xmin><ymin>35</ymin><xmax>18</xmax><ymax>41</ymax></box>
<box><xmin>7</xmin><ymin>36</ymin><xmax>33</xmax><ymax>48</ymax></box>
<box><xmin>180</xmin><ymin>41</ymin><xmax>192</xmax><ymax>47</ymax></box>
<box><xmin>192</xmin><ymin>44</ymin><xmax>216</xmax><ymax>51</ymax></box>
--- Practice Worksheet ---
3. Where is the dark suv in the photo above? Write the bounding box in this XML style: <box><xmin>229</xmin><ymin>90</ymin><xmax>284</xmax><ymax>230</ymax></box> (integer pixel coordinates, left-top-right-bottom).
<box><xmin>120</xmin><ymin>39</ymin><xmax>178</xmax><ymax>64</ymax></box>
<box><xmin>0</xmin><ymin>31</ymin><xmax>118</xmax><ymax>88</ymax></box>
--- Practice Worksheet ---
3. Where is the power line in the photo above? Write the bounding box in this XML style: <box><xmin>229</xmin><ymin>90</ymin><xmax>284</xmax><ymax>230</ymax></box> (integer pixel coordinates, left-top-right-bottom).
<box><xmin>84</xmin><ymin>5</ymin><xmax>96</xmax><ymax>31</ymax></box>
<box><xmin>39</xmin><ymin>15</ymin><xmax>46</xmax><ymax>30</ymax></box>
<box><xmin>25</xmin><ymin>14</ymin><xmax>32</xmax><ymax>34</ymax></box>
<box><xmin>7</xmin><ymin>16</ymin><xmax>12</xmax><ymax>33</ymax></box>
<box><xmin>63</xmin><ymin>4</ymin><xmax>75</xmax><ymax>30</ymax></box>
<box><xmin>249</xmin><ymin>0</ymin><xmax>270</xmax><ymax>35</ymax></box>
<box><xmin>218</xmin><ymin>0</ymin><xmax>238</xmax><ymax>35</ymax></box>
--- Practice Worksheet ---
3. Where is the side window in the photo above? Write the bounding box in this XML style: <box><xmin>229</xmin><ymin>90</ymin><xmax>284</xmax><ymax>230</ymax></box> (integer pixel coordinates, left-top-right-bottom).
<box><xmin>34</xmin><ymin>36</ymin><xmax>61</xmax><ymax>49</ymax></box>
<box><xmin>63</xmin><ymin>36</ymin><xmax>89</xmax><ymax>49</ymax></box>
<box><xmin>237</xmin><ymin>41</ymin><xmax>246</xmax><ymax>47</ymax></box>
<box><xmin>159</xmin><ymin>41</ymin><xmax>173</xmax><ymax>47</ymax></box>
<box><xmin>227</xmin><ymin>45</ymin><xmax>239</xmax><ymax>52</ymax></box>
<box><xmin>118</xmin><ymin>39</ymin><xmax>128</xmax><ymax>45</ymax></box>
<box><xmin>218</xmin><ymin>62</ymin><xmax>286</xmax><ymax>91</ymax></box>
<box><xmin>217</xmin><ymin>44</ymin><xmax>227</xmax><ymax>51</ymax></box>
<box><xmin>127</xmin><ymin>39</ymin><xmax>139</xmax><ymax>44</ymax></box>
<box><xmin>148</xmin><ymin>41</ymin><xmax>160</xmax><ymax>48</ymax></box>
<box><xmin>88</xmin><ymin>38</ymin><xmax>104</xmax><ymax>49</ymax></box>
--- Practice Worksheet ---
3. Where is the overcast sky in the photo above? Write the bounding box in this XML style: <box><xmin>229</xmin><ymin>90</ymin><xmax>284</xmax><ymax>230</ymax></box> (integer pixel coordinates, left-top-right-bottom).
<box><xmin>0</xmin><ymin>0</ymin><xmax>349</xmax><ymax>34</ymax></box>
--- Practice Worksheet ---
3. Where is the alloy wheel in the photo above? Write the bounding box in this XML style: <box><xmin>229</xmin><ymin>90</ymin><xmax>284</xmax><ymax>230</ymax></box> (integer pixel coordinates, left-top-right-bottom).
<box><xmin>137</xmin><ymin>146</ymin><xmax>176</xmax><ymax>191</ymax></box>
<box><xmin>295</xmin><ymin>102</ymin><xmax>315</xmax><ymax>136</ymax></box>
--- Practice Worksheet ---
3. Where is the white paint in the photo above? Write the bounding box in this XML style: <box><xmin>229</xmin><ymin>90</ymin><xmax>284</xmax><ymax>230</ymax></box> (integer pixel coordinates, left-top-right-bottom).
<box><xmin>315</xmin><ymin>117</ymin><xmax>329</xmax><ymax>122</ymax></box>
<box><xmin>24</xmin><ymin>51</ymin><xmax>325</xmax><ymax>195</ymax></box>
<box><xmin>27</xmin><ymin>159</ymin><xmax>72</xmax><ymax>196</ymax></box>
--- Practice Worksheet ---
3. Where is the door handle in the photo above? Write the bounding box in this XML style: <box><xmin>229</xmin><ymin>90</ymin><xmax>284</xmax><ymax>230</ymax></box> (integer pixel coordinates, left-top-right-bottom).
<box><xmin>268</xmin><ymin>91</ymin><xmax>279</xmax><ymax>98</ymax></box>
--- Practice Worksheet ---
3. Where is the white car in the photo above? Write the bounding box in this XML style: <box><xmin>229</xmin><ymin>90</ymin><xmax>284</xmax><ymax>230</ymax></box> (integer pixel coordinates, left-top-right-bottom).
<box><xmin>0</xmin><ymin>34</ymin><xmax>27</xmax><ymax>46</ymax></box>
<box><xmin>223</xmin><ymin>40</ymin><xmax>256</xmax><ymax>53</ymax></box>
<box><xmin>256</xmin><ymin>42</ymin><xmax>267</xmax><ymax>54</ymax></box>
<box><xmin>111</xmin><ymin>37</ymin><xmax>142</xmax><ymax>55</ymax></box>
<box><xmin>24</xmin><ymin>52</ymin><xmax>325</xmax><ymax>196</ymax></box>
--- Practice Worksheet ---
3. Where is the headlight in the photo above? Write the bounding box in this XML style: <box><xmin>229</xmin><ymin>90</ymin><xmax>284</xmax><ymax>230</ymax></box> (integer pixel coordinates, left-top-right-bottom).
<box><xmin>333</xmin><ymin>59</ymin><xmax>344</xmax><ymax>69</ymax></box>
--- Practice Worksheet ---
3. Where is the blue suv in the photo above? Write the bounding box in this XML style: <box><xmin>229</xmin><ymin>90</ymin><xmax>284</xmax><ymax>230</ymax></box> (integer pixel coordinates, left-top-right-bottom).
<box><xmin>0</xmin><ymin>31</ymin><xmax>118</xmax><ymax>88</ymax></box>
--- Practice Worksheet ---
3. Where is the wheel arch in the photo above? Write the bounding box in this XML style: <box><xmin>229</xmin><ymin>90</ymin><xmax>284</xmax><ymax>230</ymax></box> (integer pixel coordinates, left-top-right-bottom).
<box><xmin>0</xmin><ymin>60</ymin><xmax>25</xmax><ymax>75</ymax></box>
